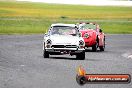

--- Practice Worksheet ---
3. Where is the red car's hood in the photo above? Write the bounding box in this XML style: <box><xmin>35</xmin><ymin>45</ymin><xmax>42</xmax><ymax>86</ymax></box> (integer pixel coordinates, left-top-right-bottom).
<box><xmin>80</xmin><ymin>29</ymin><xmax>96</xmax><ymax>36</ymax></box>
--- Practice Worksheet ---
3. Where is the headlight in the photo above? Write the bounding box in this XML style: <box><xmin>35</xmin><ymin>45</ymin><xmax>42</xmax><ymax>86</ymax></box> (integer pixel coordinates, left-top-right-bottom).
<box><xmin>46</xmin><ymin>39</ymin><xmax>52</xmax><ymax>45</ymax></box>
<box><xmin>84</xmin><ymin>33</ymin><xmax>89</xmax><ymax>38</ymax></box>
<box><xmin>79</xmin><ymin>40</ymin><xmax>84</xmax><ymax>46</ymax></box>
<box><xmin>46</xmin><ymin>39</ymin><xmax>52</xmax><ymax>48</ymax></box>
<box><xmin>79</xmin><ymin>40</ymin><xmax>85</xmax><ymax>48</ymax></box>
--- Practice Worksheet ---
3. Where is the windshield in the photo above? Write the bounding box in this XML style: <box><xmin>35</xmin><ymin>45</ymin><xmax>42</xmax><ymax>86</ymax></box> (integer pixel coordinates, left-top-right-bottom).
<box><xmin>79</xmin><ymin>24</ymin><xmax>96</xmax><ymax>30</ymax></box>
<box><xmin>50</xmin><ymin>26</ymin><xmax>77</xmax><ymax>36</ymax></box>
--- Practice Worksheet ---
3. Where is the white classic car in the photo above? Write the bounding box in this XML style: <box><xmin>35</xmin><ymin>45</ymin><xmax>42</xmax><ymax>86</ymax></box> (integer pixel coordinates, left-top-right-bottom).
<box><xmin>43</xmin><ymin>23</ymin><xmax>85</xmax><ymax>60</ymax></box>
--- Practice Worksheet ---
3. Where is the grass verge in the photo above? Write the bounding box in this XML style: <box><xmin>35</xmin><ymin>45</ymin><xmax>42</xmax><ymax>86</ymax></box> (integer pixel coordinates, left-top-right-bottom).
<box><xmin>0</xmin><ymin>1</ymin><xmax>132</xmax><ymax>34</ymax></box>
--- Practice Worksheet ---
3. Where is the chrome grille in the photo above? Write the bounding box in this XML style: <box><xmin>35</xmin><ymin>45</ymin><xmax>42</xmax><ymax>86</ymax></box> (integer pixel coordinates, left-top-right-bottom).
<box><xmin>51</xmin><ymin>45</ymin><xmax>77</xmax><ymax>48</ymax></box>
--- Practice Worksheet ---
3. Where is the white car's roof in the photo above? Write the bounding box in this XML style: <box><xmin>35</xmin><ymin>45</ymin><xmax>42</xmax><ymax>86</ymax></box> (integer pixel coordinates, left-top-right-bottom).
<box><xmin>51</xmin><ymin>23</ymin><xmax>76</xmax><ymax>27</ymax></box>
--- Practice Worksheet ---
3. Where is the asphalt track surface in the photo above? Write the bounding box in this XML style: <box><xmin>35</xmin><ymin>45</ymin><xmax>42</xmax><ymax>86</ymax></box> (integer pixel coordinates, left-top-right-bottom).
<box><xmin>0</xmin><ymin>34</ymin><xmax>132</xmax><ymax>88</ymax></box>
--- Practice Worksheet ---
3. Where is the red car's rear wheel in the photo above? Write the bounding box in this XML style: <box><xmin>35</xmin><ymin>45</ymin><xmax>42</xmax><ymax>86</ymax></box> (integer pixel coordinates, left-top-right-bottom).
<box><xmin>99</xmin><ymin>37</ymin><xmax>105</xmax><ymax>51</ymax></box>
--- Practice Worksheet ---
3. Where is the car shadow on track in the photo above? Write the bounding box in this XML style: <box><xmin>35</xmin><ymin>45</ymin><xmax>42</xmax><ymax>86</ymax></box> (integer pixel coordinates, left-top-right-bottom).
<box><xmin>49</xmin><ymin>56</ymin><xmax>108</xmax><ymax>61</ymax></box>
<box><xmin>85</xmin><ymin>58</ymin><xmax>106</xmax><ymax>61</ymax></box>
<box><xmin>50</xmin><ymin>57</ymin><xmax>77</xmax><ymax>60</ymax></box>
<box><xmin>85</xmin><ymin>48</ymin><xmax>108</xmax><ymax>53</ymax></box>
<box><xmin>49</xmin><ymin>56</ymin><xmax>82</xmax><ymax>60</ymax></box>
<box><xmin>85</xmin><ymin>49</ymin><xmax>101</xmax><ymax>52</ymax></box>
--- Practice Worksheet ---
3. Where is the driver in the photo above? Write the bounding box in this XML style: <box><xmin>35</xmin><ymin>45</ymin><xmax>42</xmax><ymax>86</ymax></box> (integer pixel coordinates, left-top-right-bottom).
<box><xmin>52</xmin><ymin>28</ymin><xmax>60</xmax><ymax>35</ymax></box>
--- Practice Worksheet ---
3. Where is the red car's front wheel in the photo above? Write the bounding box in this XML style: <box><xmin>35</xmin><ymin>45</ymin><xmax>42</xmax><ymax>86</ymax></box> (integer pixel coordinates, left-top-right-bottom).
<box><xmin>92</xmin><ymin>42</ymin><xmax>98</xmax><ymax>52</ymax></box>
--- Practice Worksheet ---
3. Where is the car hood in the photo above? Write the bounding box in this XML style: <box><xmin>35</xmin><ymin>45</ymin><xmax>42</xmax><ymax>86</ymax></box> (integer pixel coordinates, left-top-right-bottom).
<box><xmin>80</xmin><ymin>29</ymin><xmax>96</xmax><ymax>36</ymax></box>
<box><xmin>80</xmin><ymin>29</ymin><xmax>95</xmax><ymax>33</ymax></box>
<box><xmin>49</xmin><ymin>35</ymin><xmax>80</xmax><ymax>45</ymax></box>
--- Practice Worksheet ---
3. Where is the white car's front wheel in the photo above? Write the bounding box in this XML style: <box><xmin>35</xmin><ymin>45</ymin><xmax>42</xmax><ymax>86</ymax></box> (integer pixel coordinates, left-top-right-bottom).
<box><xmin>43</xmin><ymin>50</ymin><xmax>49</xmax><ymax>58</ymax></box>
<box><xmin>43</xmin><ymin>46</ymin><xmax>49</xmax><ymax>58</ymax></box>
<box><xmin>43</xmin><ymin>42</ymin><xmax>49</xmax><ymax>58</ymax></box>
<box><xmin>76</xmin><ymin>51</ymin><xmax>85</xmax><ymax>60</ymax></box>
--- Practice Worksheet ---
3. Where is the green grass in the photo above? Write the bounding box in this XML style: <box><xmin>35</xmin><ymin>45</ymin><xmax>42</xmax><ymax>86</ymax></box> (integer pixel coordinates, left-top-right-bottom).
<box><xmin>0</xmin><ymin>1</ymin><xmax>132</xmax><ymax>34</ymax></box>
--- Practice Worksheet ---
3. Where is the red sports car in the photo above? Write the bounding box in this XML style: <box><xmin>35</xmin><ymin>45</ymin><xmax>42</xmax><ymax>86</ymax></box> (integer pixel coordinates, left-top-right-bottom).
<box><xmin>78</xmin><ymin>22</ymin><xmax>105</xmax><ymax>51</ymax></box>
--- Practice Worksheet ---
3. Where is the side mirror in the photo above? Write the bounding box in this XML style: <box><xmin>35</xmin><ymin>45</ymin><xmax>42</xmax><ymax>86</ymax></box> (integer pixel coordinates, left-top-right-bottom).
<box><xmin>99</xmin><ymin>29</ymin><xmax>102</xmax><ymax>33</ymax></box>
<box><xmin>44</xmin><ymin>33</ymin><xmax>47</xmax><ymax>35</ymax></box>
<box><xmin>44</xmin><ymin>33</ymin><xmax>48</xmax><ymax>37</ymax></box>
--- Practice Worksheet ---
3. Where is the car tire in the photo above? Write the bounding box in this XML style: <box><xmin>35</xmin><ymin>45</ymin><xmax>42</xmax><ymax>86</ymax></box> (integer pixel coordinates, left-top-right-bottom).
<box><xmin>99</xmin><ymin>46</ymin><xmax>104</xmax><ymax>51</ymax></box>
<box><xmin>92</xmin><ymin>42</ymin><xmax>98</xmax><ymax>52</ymax></box>
<box><xmin>76</xmin><ymin>51</ymin><xmax>85</xmax><ymax>60</ymax></box>
<box><xmin>99</xmin><ymin>37</ymin><xmax>105</xmax><ymax>51</ymax></box>
<box><xmin>43</xmin><ymin>50</ymin><xmax>49</xmax><ymax>58</ymax></box>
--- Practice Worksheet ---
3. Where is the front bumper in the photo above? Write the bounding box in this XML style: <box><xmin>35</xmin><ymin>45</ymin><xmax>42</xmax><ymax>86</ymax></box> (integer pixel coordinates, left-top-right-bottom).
<box><xmin>45</xmin><ymin>48</ymin><xmax>85</xmax><ymax>54</ymax></box>
<box><xmin>83</xmin><ymin>38</ymin><xmax>96</xmax><ymax>47</ymax></box>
